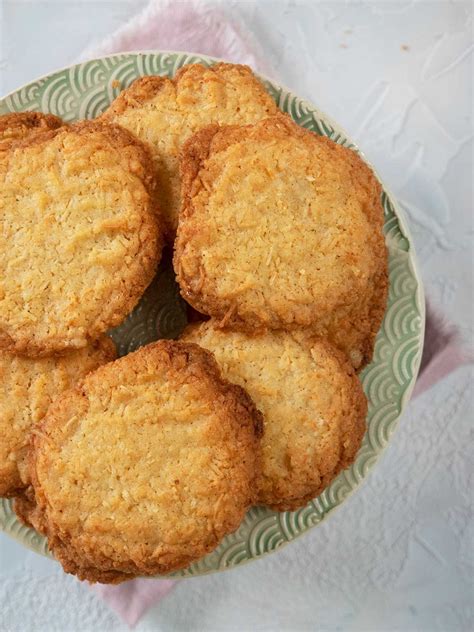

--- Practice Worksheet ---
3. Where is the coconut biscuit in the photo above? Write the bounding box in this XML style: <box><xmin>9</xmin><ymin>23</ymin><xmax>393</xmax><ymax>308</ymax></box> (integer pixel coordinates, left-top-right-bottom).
<box><xmin>182</xmin><ymin>322</ymin><xmax>367</xmax><ymax>510</ymax></box>
<box><xmin>24</xmin><ymin>340</ymin><xmax>263</xmax><ymax>582</ymax></box>
<box><xmin>0</xmin><ymin>121</ymin><xmax>162</xmax><ymax>356</ymax></box>
<box><xmin>175</xmin><ymin>114</ymin><xmax>388</xmax><ymax>368</ymax></box>
<box><xmin>0</xmin><ymin>111</ymin><xmax>63</xmax><ymax>151</ymax></box>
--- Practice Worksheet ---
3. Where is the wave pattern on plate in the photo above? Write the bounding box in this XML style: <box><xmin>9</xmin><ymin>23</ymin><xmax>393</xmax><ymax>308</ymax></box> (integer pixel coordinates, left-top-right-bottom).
<box><xmin>0</xmin><ymin>52</ymin><xmax>424</xmax><ymax>578</ymax></box>
<box><xmin>110</xmin><ymin>255</ymin><xmax>187</xmax><ymax>357</ymax></box>
<box><xmin>278</xmin><ymin>502</ymin><xmax>323</xmax><ymax>540</ymax></box>
<box><xmin>0</xmin><ymin>499</ymin><xmax>51</xmax><ymax>558</ymax></box>
<box><xmin>248</xmin><ymin>515</ymin><xmax>286</xmax><ymax>557</ymax></box>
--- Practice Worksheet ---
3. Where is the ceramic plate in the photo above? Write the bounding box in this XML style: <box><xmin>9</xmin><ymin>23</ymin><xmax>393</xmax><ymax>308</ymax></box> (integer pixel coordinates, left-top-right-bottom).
<box><xmin>0</xmin><ymin>51</ymin><xmax>425</xmax><ymax>577</ymax></box>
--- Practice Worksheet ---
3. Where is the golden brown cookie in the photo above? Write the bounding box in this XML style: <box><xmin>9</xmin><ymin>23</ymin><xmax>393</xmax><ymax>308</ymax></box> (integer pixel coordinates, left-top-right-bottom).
<box><xmin>12</xmin><ymin>493</ymin><xmax>36</xmax><ymax>527</ymax></box>
<box><xmin>182</xmin><ymin>322</ymin><xmax>367</xmax><ymax>511</ymax></box>
<box><xmin>26</xmin><ymin>340</ymin><xmax>263</xmax><ymax>582</ymax></box>
<box><xmin>0</xmin><ymin>337</ymin><xmax>115</xmax><ymax>497</ymax></box>
<box><xmin>0</xmin><ymin>121</ymin><xmax>162</xmax><ymax>357</ymax></box>
<box><xmin>0</xmin><ymin>111</ymin><xmax>63</xmax><ymax>151</ymax></box>
<box><xmin>175</xmin><ymin>114</ymin><xmax>388</xmax><ymax>368</ymax></box>
<box><xmin>101</xmin><ymin>63</ymin><xmax>278</xmax><ymax>234</ymax></box>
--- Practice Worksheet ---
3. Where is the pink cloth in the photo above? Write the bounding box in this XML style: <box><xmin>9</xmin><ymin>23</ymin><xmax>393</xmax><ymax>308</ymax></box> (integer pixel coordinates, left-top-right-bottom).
<box><xmin>93</xmin><ymin>578</ymin><xmax>175</xmax><ymax>626</ymax></box>
<box><xmin>413</xmin><ymin>302</ymin><xmax>471</xmax><ymax>397</ymax></box>
<box><xmin>79</xmin><ymin>0</ymin><xmax>272</xmax><ymax>75</ymax></box>
<box><xmin>79</xmin><ymin>0</ymin><xmax>470</xmax><ymax>626</ymax></box>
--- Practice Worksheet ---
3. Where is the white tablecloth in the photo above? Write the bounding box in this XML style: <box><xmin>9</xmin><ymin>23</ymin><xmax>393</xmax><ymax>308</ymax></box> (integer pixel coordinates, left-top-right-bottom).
<box><xmin>0</xmin><ymin>2</ymin><xmax>472</xmax><ymax>630</ymax></box>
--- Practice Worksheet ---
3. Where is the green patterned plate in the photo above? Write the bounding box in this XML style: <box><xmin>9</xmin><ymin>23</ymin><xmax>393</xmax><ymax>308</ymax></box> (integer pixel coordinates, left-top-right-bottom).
<box><xmin>0</xmin><ymin>51</ymin><xmax>424</xmax><ymax>577</ymax></box>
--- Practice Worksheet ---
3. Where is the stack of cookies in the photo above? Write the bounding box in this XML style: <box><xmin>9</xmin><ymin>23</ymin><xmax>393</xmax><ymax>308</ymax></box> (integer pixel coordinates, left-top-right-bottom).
<box><xmin>0</xmin><ymin>63</ymin><xmax>387</xmax><ymax>582</ymax></box>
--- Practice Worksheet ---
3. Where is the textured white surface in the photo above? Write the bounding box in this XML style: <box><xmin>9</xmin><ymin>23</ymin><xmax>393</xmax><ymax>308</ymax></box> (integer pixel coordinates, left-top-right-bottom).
<box><xmin>0</xmin><ymin>1</ymin><xmax>473</xmax><ymax>631</ymax></box>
